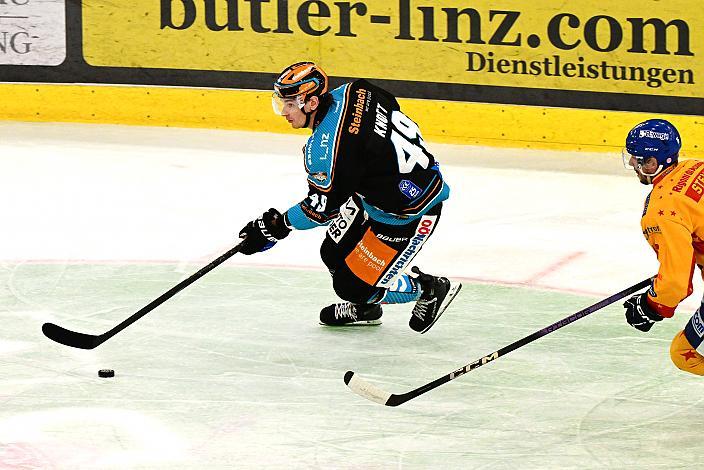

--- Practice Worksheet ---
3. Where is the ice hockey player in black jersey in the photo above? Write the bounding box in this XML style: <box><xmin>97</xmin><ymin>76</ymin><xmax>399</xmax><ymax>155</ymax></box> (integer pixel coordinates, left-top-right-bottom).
<box><xmin>238</xmin><ymin>62</ymin><xmax>461</xmax><ymax>333</ymax></box>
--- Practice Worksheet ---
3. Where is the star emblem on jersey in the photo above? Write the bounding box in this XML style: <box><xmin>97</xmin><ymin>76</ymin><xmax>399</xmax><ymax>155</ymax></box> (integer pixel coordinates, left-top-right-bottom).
<box><xmin>681</xmin><ymin>350</ymin><xmax>698</xmax><ymax>361</ymax></box>
<box><xmin>658</xmin><ymin>210</ymin><xmax>664</xmax><ymax>216</ymax></box>
<box><xmin>671</xmin><ymin>211</ymin><xmax>677</xmax><ymax>216</ymax></box>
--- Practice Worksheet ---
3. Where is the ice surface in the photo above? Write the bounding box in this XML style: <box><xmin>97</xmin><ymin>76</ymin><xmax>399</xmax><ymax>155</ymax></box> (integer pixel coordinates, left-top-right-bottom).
<box><xmin>1</xmin><ymin>122</ymin><xmax>702</xmax><ymax>469</ymax></box>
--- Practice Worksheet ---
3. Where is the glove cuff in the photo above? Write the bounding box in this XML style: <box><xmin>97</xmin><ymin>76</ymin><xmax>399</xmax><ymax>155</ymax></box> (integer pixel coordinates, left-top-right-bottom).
<box><xmin>640</xmin><ymin>293</ymin><xmax>664</xmax><ymax>322</ymax></box>
<box><xmin>264</xmin><ymin>208</ymin><xmax>292</xmax><ymax>240</ymax></box>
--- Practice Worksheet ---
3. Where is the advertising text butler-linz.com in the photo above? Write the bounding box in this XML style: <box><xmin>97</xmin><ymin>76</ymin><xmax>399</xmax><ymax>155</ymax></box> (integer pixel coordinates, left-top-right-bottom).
<box><xmin>160</xmin><ymin>0</ymin><xmax>695</xmax><ymax>90</ymax></box>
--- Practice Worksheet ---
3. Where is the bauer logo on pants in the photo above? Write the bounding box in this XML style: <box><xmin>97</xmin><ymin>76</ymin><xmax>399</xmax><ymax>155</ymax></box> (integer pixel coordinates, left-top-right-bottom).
<box><xmin>376</xmin><ymin>215</ymin><xmax>437</xmax><ymax>288</ymax></box>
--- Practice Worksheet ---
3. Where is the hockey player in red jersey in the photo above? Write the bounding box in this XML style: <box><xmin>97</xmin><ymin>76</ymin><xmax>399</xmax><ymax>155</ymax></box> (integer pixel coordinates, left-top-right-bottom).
<box><xmin>622</xmin><ymin>118</ymin><xmax>704</xmax><ymax>375</ymax></box>
<box><xmin>237</xmin><ymin>62</ymin><xmax>461</xmax><ymax>333</ymax></box>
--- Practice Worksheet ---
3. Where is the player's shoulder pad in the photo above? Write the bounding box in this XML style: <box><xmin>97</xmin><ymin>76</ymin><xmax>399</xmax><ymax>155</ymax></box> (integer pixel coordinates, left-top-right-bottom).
<box><xmin>642</xmin><ymin>188</ymin><xmax>691</xmax><ymax>232</ymax></box>
<box><xmin>351</xmin><ymin>78</ymin><xmax>400</xmax><ymax>109</ymax></box>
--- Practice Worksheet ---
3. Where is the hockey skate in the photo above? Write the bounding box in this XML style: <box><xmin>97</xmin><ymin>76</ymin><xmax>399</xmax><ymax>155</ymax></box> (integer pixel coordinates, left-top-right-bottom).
<box><xmin>409</xmin><ymin>267</ymin><xmax>462</xmax><ymax>333</ymax></box>
<box><xmin>319</xmin><ymin>303</ymin><xmax>383</xmax><ymax>326</ymax></box>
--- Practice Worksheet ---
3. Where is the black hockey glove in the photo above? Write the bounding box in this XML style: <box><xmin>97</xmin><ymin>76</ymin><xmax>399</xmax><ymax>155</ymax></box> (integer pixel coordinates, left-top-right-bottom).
<box><xmin>238</xmin><ymin>208</ymin><xmax>291</xmax><ymax>255</ymax></box>
<box><xmin>623</xmin><ymin>292</ymin><xmax>663</xmax><ymax>332</ymax></box>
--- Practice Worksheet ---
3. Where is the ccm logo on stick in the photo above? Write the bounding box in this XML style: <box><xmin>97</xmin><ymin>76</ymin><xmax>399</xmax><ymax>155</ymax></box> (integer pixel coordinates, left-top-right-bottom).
<box><xmin>450</xmin><ymin>352</ymin><xmax>500</xmax><ymax>379</ymax></box>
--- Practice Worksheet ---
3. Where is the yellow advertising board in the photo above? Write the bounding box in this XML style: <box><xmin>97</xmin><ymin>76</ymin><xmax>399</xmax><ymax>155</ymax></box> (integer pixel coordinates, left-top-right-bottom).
<box><xmin>83</xmin><ymin>0</ymin><xmax>702</xmax><ymax>98</ymax></box>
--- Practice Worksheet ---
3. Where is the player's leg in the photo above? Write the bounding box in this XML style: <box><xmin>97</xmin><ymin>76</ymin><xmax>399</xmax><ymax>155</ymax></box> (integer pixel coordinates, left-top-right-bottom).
<box><xmin>319</xmin><ymin>196</ymin><xmax>384</xmax><ymax>326</ymax></box>
<box><xmin>320</xmin><ymin>198</ymin><xmax>460</xmax><ymax>331</ymax></box>
<box><xmin>671</xmin><ymin>301</ymin><xmax>704</xmax><ymax>375</ymax></box>
<box><xmin>318</xmin><ymin>196</ymin><xmax>437</xmax><ymax>326</ymax></box>
<box><xmin>371</xmin><ymin>203</ymin><xmax>462</xmax><ymax>333</ymax></box>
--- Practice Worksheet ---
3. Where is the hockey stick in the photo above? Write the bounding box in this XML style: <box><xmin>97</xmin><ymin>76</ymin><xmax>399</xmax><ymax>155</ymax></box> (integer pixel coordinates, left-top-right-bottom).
<box><xmin>42</xmin><ymin>242</ymin><xmax>244</xmax><ymax>349</ymax></box>
<box><xmin>344</xmin><ymin>277</ymin><xmax>652</xmax><ymax>407</ymax></box>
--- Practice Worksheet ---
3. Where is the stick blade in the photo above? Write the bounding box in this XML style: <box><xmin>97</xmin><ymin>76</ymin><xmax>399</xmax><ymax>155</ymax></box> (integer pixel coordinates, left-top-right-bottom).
<box><xmin>42</xmin><ymin>322</ymin><xmax>102</xmax><ymax>350</ymax></box>
<box><xmin>344</xmin><ymin>371</ymin><xmax>399</xmax><ymax>406</ymax></box>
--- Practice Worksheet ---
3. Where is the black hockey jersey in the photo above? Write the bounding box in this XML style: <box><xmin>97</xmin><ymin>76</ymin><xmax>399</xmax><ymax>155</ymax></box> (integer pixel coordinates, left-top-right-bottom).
<box><xmin>285</xmin><ymin>79</ymin><xmax>449</xmax><ymax>229</ymax></box>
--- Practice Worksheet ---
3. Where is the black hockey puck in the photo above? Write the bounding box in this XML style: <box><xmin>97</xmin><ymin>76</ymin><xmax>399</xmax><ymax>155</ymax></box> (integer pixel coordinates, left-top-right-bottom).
<box><xmin>98</xmin><ymin>369</ymin><xmax>115</xmax><ymax>378</ymax></box>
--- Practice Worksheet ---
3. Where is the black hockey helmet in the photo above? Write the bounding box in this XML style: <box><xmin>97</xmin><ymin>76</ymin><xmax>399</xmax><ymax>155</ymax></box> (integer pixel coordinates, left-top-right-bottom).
<box><xmin>272</xmin><ymin>62</ymin><xmax>329</xmax><ymax>115</ymax></box>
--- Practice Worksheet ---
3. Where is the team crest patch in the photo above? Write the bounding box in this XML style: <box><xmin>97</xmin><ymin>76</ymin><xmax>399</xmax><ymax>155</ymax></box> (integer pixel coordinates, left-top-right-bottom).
<box><xmin>399</xmin><ymin>180</ymin><xmax>422</xmax><ymax>200</ymax></box>
<box><xmin>311</xmin><ymin>171</ymin><xmax>328</xmax><ymax>182</ymax></box>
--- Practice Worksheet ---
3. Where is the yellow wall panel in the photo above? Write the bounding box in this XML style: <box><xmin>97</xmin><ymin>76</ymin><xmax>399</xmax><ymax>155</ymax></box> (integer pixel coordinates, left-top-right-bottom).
<box><xmin>1</xmin><ymin>83</ymin><xmax>701</xmax><ymax>156</ymax></box>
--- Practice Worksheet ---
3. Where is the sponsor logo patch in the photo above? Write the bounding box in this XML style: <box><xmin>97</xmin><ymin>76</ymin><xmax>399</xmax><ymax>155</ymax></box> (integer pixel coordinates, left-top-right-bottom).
<box><xmin>328</xmin><ymin>197</ymin><xmax>359</xmax><ymax>243</ymax></box>
<box><xmin>639</xmin><ymin>130</ymin><xmax>669</xmax><ymax>140</ymax></box>
<box><xmin>399</xmin><ymin>180</ymin><xmax>422</xmax><ymax>200</ymax></box>
<box><xmin>376</xmin><ymin>234</ymin><xmax>410</xmax><ymax>243</ymax></box>
<box><xmin>376</xmin><ymin>215</ymin><xmax>437</xmax><ymax>287</ymax></box>
<box><xmin>642</xmin><ymin>225</ymin><xmax>661</xmax><ymax>239</ymax></box>
<box><xmin>346</xmin><ymin>228</ymin><xmax>398</xmax><ymax>285</ymax></box>
<box><xmin>693</xmin><ymin>310</ymin><xmax>704</xmax><ymax>337</ymax></box>
<box><xmin>347</xmin><ymin>88</ymin><xmax>367</xmax><ymax>135</ymax></box>
<box><xmin>672</xmin><ymin>162</ymin><xmax>704</xmax><ymax>193</ymax></box>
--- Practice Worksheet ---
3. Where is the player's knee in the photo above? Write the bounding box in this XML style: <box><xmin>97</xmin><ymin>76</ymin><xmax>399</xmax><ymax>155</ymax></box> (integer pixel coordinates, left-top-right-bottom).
<box><xmin>670</xmin><ymin>330</ymin><xmax>704</xmax><ymax>376</ymax></box>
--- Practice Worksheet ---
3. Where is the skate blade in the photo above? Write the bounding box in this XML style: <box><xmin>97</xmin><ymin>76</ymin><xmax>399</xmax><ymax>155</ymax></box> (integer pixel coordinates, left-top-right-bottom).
<box><xmin>319</xmin><ymin>319</ymin><xmax>382</xmax><ymax>327</ymax></box>
<box><xmin>420</xmin><ymin>281</ymin><xmax>462</xmax><ymax>334</ymax></box>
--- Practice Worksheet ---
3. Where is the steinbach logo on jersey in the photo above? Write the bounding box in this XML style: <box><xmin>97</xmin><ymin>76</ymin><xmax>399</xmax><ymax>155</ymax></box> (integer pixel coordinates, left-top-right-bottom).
<box><xmin>347</xmin><ymin>88</ymin><xmax>368</xmax><ymax>135</ymax></box>
<box><xmin>376</xmin><ymin>215</ymin><xmax>436</xmax><ymax>287</ymax></box>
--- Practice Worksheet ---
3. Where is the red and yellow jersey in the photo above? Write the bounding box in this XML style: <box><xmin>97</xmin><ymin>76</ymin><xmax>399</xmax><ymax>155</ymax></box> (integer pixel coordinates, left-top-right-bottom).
<box><xmin>641</xmin><ymin>159</ymin><xmax>704</xmax><ymax>317</ymax></box>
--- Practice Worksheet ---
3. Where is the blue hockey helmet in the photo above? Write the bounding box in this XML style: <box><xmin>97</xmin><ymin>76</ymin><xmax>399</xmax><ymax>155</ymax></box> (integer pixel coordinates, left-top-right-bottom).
<box><xmin>623</xmin><ymin>119</ymin><xmax>681</xmax><ymax>180</ymax></box>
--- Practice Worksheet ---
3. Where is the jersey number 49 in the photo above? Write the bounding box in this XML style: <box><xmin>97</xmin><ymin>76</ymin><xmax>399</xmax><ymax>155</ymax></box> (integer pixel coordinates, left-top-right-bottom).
<box><xmin>390</xmin><ymin>111</ymin><xmax>431</xmax><ymax>174</ymax></box>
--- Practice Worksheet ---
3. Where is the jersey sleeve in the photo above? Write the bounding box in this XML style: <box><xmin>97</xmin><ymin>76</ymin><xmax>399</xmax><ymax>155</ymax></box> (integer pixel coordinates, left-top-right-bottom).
<box><xmin>644</xmin><ymin>216</ymin><xmax>696</xmax><ymax>317</ymax></box>
<box><xmin>285</xmin><ymin>184</ymin><xmax>341</xmax><ymax>229</ymax></box>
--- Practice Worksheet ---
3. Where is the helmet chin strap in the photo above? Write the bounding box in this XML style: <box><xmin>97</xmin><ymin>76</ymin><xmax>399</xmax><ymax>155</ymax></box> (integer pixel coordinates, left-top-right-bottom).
<box><xmin>636</xmin><ymin>162</ymin><xmax>663</xmax><ymax>185</ymax></box>
<box><xmin>639</xmin><ymin>174</ymin><xmax>653</xmax><ymax>185</ymax></box>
